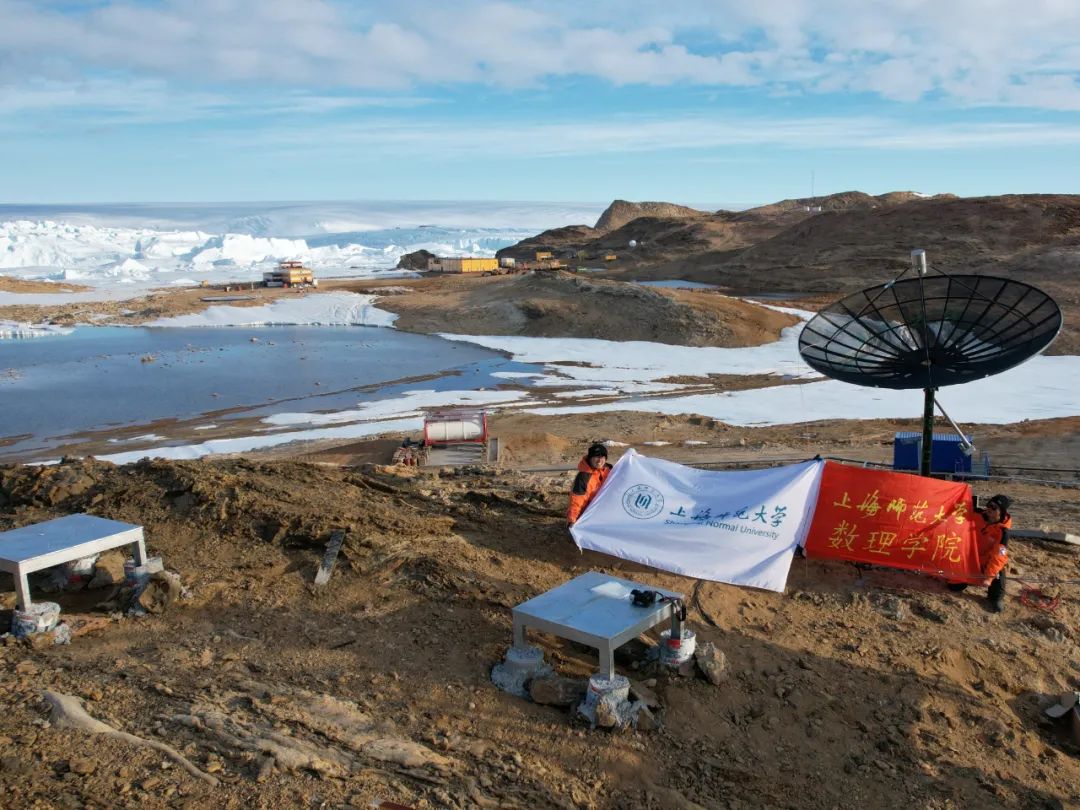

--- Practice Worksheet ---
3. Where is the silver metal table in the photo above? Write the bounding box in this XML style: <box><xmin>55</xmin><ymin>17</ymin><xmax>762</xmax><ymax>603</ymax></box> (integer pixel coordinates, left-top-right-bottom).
<box><xmin>0</xmin><ymin>514</ymin><xmax>147</xmax><ymax>610</ymax></box>
<box><xmin>512</xmin><ymin>571</ymin><xmax>684</xmax><ymax>678</ymax></box>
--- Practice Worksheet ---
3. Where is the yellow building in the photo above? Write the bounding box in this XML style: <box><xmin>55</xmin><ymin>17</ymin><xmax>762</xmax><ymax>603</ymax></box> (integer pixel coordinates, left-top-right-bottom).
<box><xmin>263</xmin><ymin>261</ymin><xmax>315</xmax><ymax>287</ymax></box>
<box><xmin>535</xmin><ymin>251</ymin><xmax>553</xmax><ymax>261</ymax></box>
<box><xmin>431</xmin><ymin>257</ymin><xmax>500</xmax><ymax>273</ymax></box>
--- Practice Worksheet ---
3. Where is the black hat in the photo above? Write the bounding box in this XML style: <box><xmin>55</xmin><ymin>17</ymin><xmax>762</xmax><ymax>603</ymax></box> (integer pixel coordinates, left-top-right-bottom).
<box><xmin>987</xmin><ymin>494</ymin><xmax>1011</xmax><ymax>514</ymax></box>
<box><xmin>587</xmin><ymin>443</ymin><xmax>608</xmax><ymax>459</ymax></box>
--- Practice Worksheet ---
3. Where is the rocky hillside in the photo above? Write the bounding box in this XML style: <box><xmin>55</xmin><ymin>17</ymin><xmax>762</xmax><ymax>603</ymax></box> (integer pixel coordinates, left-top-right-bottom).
<box><xmin>499</xmin><ymin>191</ymin><xmax>1080</xmax><ymax>353</ymax></box>
<box><xmin>496</xmin><ymin>224</ymin><xmax>599</xmax><ymax>261</ymax></box>
<box><xmin>593</xmin><ymin>199</ymin><xmax>707</xmax><ymax>232</ymax></box>
<box><xmin>368</xmin><ymin>270</ymin><xmax>798</xmax><ymax>347</ymax></box>
<box><xmin>701</xmin><ymin>194</ymin><xmax>1080</xmax><ymax>284</ymax></box>
<box><xmin>686</xmin><ymin>194</ymin><xmax>1080</xmax><ymax>352</ymax></box>
<box><xmin>498</xmin><ymin>191</ymin><xmax>935</xmax><ymax>264</ymax></box>
<box><xmin>742</xmin><ymin>190</ymin><xmax>954</xmax><ymax>221</ymax></box>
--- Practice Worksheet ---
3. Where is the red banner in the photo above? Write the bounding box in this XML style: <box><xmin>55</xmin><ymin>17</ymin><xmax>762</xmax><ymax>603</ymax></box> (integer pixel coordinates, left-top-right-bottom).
<box><xmin>804</xmin><ymin>461</ymin><xmax>981</xmax><ymax>580</ymax></box>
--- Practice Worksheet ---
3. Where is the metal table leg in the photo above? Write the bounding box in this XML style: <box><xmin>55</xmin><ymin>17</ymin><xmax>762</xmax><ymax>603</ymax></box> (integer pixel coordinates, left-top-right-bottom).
<box><xmin>130</xmin><ymin>533</ymin><xmax>148</xmax><ymax>567</ymax></box>
<box><xmin>512</xmin><ymin>616</ymin><xmax>527</xmax><ymax>649</ymax></box>
<box><xmin>599</xmin><ymin>641</ymin><xmax>615</xmax><ymax>679</ymax></box>
<box><xmin>15</xmin><ymin>569</ymin><xmax>32</xmax><ymax>612</ymax></box>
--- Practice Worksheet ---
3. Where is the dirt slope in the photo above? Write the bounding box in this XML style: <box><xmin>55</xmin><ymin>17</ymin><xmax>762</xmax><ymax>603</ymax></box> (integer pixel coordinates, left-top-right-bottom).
<box><xmin>0</xmin><ymin>452</ymin><xmax>1078</xmax><ymax>809</ymax></box>
<box><xmin>367</xmin><ymin>271</ymin><xmax>798</xmax><ymax>347</ymax></box>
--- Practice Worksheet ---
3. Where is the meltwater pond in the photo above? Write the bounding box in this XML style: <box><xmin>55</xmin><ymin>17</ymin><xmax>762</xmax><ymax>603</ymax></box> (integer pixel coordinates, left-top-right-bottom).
<box><xmin>0</xmin><ymin>325</ymin><xmax>525</xmax><ymax>460</ymax></box>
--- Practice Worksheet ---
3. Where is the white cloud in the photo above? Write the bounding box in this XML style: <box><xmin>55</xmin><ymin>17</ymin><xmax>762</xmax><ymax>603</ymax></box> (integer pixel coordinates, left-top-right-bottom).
<box><xmin>0</xmin><ymin>0</ymin><xmax>1079</xmax><ymax>110</ymax></box>
<box><xmin>0</xmin><ymin>77</ymin><xmax>437</xmax><ymax>127</ymax></box>
<box><xmin>225</xmin><ymin>113</ymin><xmax>1080</xmax><ymax>160</ymax></box>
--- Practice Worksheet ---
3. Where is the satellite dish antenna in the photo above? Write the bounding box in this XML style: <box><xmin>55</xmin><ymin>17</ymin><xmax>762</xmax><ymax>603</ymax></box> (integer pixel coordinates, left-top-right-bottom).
<box><xmin>628</xmin><ymin>239</ymin><xmax>638</xmax><ymax>249</ymax></box>
<box><xmin>798</xmin><ymin>249</ymin><xmax>1062</xmax><ymax>475</ymax></box>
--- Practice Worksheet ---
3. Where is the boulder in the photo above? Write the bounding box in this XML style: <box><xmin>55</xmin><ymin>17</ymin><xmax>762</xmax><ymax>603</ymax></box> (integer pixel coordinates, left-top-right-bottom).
<box><xmin>135</xmin><ymin>571</ymin><xmax>183</xmax><ymax>614</ymax></box>
<box><xmin>88</xmin><ymin>551</ymin><xmax>126</xmax><ymax>589</ymax></box>
<box><xmin>694</xmin><ymin>642</ymin><xmax>728</xmax><ymax>686</ymax></box>
<box><xmin>529</xmin><ymin>676</ymin><xmax>587</xmax><ymax>707</ymax></box>
<box><xmin>628</xmin><ymin>678</ymin><xmax>660</xmax><ymax>709</ymax></box>
<box><xmin>635</xmin><ymin>705</ymin><xmax>660</xmax><ymax>732</ymax></box>
<box><xmin>874</xmin><ymin>595</ymin><xmax>906</xmax><ymax>621</ymax></box>
<box><xmin>396</xmin><ymin>249</ymin><xmax>436</xmax><ymax>271</ymax></box>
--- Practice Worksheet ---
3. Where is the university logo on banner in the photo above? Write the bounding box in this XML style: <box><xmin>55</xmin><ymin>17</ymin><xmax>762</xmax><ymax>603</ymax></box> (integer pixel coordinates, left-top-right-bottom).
<box><xmin>570</xmin><ymin>450</ymin><xmax>824</xmax><ymax>592</ymax></box>
<box><xmin>803</xmin><ymin>461</ymin><xmax>981</xmax><ymax>580</ymax></box>
<box><xmin>622</xmin><ymin>484</ymin><xmax>664</xmax><ymax>519</ymax></box>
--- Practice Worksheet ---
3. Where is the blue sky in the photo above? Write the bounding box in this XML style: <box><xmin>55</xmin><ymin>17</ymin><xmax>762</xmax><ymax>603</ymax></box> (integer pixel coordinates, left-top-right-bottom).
<box><xmin>3</xmin><ymin>0</ymin><xmax>1080</xmax><ymax>205</ymax></box>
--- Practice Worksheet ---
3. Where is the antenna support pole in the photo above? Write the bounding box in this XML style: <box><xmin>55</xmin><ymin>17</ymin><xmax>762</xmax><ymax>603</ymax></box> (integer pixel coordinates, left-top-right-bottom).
<box><xmin>913</xmin><ymin>246</ymin><xmax>933</xmax><ymax>476</ymax></box>
<box><xmin>920</xmin><ymin>387</ymin><xmax>935</xmax><ymax>476</ymax></box>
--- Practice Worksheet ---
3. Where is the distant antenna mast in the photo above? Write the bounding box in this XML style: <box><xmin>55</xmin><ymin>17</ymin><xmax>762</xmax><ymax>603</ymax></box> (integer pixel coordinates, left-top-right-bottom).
<box><xmin>807</xmin><ymin>170</ymin><xmax>819</xmax><ymax>213</ymax></box>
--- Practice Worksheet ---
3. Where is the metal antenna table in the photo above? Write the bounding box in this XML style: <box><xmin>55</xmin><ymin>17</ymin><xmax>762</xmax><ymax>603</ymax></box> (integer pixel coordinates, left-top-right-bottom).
<box><xmin>0</xmin><ymin>514</ymin><xmax>147</xmax><ymax>610</ymax></box>
<box><xmin>512</xmin><ymin>571</ymin><xmax>684</xmax><ymax>678</ymax></box>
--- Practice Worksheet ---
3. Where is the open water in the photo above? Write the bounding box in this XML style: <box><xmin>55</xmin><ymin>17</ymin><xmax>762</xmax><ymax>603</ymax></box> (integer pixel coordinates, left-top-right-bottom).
<box><xmin>0</xmin><ymin>326</ymin><xmax>531</xmax><ymax>460</ymax></box>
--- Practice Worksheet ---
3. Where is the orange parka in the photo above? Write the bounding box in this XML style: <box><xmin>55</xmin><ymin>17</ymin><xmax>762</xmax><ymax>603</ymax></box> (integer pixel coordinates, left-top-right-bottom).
<box><xmin>974</xmin><ymin>510</ymin><xmax>1012</xmax><ymax>580</ymax></box>
<box><xmin>567</xmin><ymin>457</ymin><xmax>613</xmax><ymax>525</ymax></box>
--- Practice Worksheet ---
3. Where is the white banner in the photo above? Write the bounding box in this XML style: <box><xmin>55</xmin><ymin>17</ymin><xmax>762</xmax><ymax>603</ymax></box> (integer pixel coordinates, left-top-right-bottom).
<box><xmin>570</xmin><ymin>450</ymin><xmax>824</xmax><ymax>592</ymax></box>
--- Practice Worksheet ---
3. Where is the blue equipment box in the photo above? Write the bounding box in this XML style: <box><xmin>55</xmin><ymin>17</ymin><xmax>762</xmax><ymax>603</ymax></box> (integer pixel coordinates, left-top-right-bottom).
<box><xmin>893</xmin><ymin>432</ymin><xmax>973</xmax><ymax>474</ymax></box>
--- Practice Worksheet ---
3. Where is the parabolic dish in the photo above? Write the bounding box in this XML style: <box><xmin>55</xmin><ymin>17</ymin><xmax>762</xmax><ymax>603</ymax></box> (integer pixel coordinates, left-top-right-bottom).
<box><xmin>798</xmin><ymin>275</ymin><xmax>1062</xmax><ymax>389</ymax></box>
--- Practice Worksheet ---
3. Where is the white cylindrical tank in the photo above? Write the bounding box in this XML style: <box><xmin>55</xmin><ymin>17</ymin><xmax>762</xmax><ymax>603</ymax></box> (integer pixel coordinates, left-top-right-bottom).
<box><xmin>424</xmin><ymin>412</ymin><xmax>485</xmax><ymax>444</ymax></box>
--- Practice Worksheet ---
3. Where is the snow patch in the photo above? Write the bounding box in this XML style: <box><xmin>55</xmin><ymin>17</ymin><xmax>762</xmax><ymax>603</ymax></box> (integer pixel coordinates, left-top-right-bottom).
<box><xmin>147</xmin><ymin>292</ymin><xmax>397</xmax><ymax>328</ymax></box>
<box><xmin>262</xmin><ymin>389</ymin><xmax>528</xmax><ymax>428</ymax></box>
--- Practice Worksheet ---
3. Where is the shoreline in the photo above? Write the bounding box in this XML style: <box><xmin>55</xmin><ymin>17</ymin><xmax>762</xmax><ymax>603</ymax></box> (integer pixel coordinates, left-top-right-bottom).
<box><xmin>2</xmin><ymin>276</ymin><xmax>1078</xmax><ymax>469</ymax></box>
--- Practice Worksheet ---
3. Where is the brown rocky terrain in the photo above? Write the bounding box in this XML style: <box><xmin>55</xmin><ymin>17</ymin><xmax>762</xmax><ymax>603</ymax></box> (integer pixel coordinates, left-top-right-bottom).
<box><xmin>0</xmin><ymin>277</ymin><xmax>89</xmax><ymax>293</ymax></box>
<box><xmin>356</xmin><ymin>272</ymin><xmax>797</xmax><ymax>346</ymax></box>
<box><xmin>498</xmin><ymin>191</ymin><xmax>951</xmax><ymax>264</ymax></box>
<box><xmin>593</xmin><ymin>200</ymin><xmax>708</xmax><ymax>233</ymax></box>
<box><xmin>499</xmin><ymin>191</ymin><xmax>1080</xmax><ymax>353</ymax></box>
<box><xmin>0</xmin><ymin>418</ymin><xmax>1078</xmax><ymax>809</ymax></box>
<box><xmin>0</xmin><ymin>282</ymin><xmax>279</xmax><ymax>327</ymax></box>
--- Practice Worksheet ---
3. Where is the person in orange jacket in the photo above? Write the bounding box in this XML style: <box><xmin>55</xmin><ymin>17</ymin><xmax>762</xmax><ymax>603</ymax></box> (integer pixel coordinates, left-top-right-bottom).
<box><xmin>947</xmin><ymin>494</ymin><xmax>1012</xmax><ymax>612</ymax></box>
<box><xmin>567</xmin><ymin>443</ymin><xmax>614</xmax><ymax>526</ymax></box>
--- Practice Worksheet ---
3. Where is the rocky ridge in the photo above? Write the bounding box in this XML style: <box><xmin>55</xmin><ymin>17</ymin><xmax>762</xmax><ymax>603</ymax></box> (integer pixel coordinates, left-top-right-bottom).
<box><xmin>593</xmin><ymin>200</ymin><xmax>708</xmax><ymax>233</ymax></box>
<box><xmin>499</xmin><ymin>191</ymin><xmax>1080</xmax><ymax>353</ymax></box>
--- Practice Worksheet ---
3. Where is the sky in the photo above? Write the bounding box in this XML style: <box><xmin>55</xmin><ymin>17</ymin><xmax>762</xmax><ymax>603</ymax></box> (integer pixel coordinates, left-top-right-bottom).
<box><xmin>3</xmin><ymin>0</ymin><xmax>1080</xmax><ymax>205</ymax></box>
